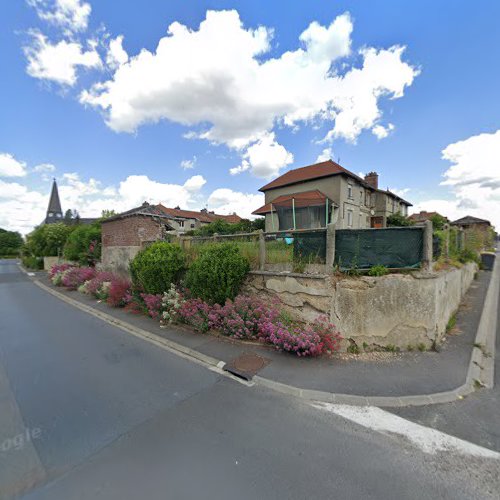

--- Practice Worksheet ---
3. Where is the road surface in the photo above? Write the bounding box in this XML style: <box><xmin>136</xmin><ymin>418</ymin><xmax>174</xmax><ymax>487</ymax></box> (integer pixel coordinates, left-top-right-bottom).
<box><xmin>0</xmin><ymin>260</ymin><xmax>498</xmax><ymax>499</ymax></box>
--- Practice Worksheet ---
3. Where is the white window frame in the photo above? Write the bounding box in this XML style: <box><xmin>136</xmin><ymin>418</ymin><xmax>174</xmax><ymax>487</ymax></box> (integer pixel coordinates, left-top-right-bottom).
<box><xmin>347</xmin><ymin>209</ymin><xmax>353</xmax><ymax>227</ymax></box>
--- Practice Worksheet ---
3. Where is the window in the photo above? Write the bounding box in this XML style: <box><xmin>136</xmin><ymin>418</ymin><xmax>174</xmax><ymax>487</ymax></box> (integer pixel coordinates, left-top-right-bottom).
<box><xmin>347</xmin><ymin>183</ymin><xmax>353</xmax><ymax>199</ymax></box>
<box><xmin>365</xmin><ymin>191</ymin><xmax>371</xmax><ymax>206</ymax></box>
<box><xmin>277</xmin><ymin>206</ymin><xmax>326</xmax><ymax>230</ymax></box>
<box><xmin>178</xmin><ymin>220</ymin><xmax>184</xmax><ymax>228</ymax></box>
<box><xmin>347</xmin><ymin>209</ymin><xmax>353</xmax><ymax>227</ymax></box>
<box><xmin>190</xmin><ymin>223</ymin><xmax>195</xmax><ymax>229</ymax></box>
<box><xmin>360</xmin><ymin>190</ymin><xmax>364</xmax><ymax>205</ymax></box>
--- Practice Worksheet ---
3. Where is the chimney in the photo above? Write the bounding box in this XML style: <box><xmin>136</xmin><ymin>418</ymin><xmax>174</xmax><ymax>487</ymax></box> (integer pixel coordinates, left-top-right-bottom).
<box><xmin>364</xmin><ymin>172</ymin><xmax>379</xmax><ymax>189</ymax></box>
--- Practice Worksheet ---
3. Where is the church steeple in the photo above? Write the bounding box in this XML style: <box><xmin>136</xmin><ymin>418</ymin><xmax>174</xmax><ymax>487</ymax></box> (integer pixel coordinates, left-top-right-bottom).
<box><xmin>45</xmin><ymin>178</ymin><xmax>63</xmax><ymax>224</ymax></box>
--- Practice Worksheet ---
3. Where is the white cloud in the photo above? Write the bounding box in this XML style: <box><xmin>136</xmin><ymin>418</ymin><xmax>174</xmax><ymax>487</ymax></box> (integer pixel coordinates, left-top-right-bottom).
<box><xmin>0</xmin><ymin>170</ymin><xmax>208</xmax><ymax>234</ymax></box>
<box><xmin>80</xmin><ymin>10</ymin><xmax>417</xmax><ymax>177</ymax></box>
<box><xmin>33</xmin><ymin>163</ymin><xmax>56</xmax><ymax>173</ymax></box>
<box><xmin>180</xmin><ymin>156</ymin><xmax>197</xmax><ymax>170</ymax></box>
<box><xmin>413</xmin><ymin>130</ymin><xmax>500</xmax><ymax>228</ymax></box>
<box><xmin>0</xmin><ymin>153</ymin><xmax>27</xmax><ymax>177</ymax></box>
<box><xmin>24</xmin><ymin>31</ymin><xmax>101</xmax><ymax>85</ymax></box>
<box><xmin>106</xmin><ymin>35</ymin><xmax>129</xmax><ymax>70</ymax></box>
<box><xmin>207</xmin><ymin>188</ymin><xmax>264</xmax><ymax>220</ymax></box>
<box><xmin>230</xmin><ymin>133</ymin><xmax>293</xmax><ymax>179</ymax></box>
<box><xmin>316</xmin><ymin>147</ymin><xmax>333</xmax><ymax>162</ymax></box>
<box><xmin>28</xmin><ymin>0</ymin><xmax>91</xmax><ymax>34</ymax></box>
<box><xmin>372</xmin><ymin>123</ymin><xmax>395</xmax><ymax>139</ymax></box>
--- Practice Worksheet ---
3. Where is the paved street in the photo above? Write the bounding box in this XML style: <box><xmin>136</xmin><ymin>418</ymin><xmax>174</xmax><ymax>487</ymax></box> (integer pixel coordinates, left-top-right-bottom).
<box><xmin>1</xmin><ymin>259</ymin><xmax>499</xmax><ymax>500</ymax></box>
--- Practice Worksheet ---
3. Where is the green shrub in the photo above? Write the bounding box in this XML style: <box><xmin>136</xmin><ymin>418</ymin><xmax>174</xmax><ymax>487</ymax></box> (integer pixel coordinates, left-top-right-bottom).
<box><xmin>63</xmin><ymin>224</ymin><xmax>101</xmax><ymax>265</ymax></box>
<box><xmin>185</xmin><ymin>243</ymin><xmax>250</xmax><ymax>304</ymax></box>
<box><xmin>130</xmin><ymin>242</ymin><xmax>186</xmax><ymax>295</ymax></box>
<box><xmin>368</xmin><ymin>264</ymin><xmax>389</xmax><ymax>276</ymax></box>
<box><xmin>22</xmin><ymin>256</ymin><xmax>43</xmax><ymax>270</ymax></box>
<box><xmin>25</xmin><ymin>223</ymin><xmax>73</xmax><ymax>257</ymax></box>
<box><xmin>458</xmin><ymin>248</ymin><xmax>480</xmax><ymax>264</ymax></box>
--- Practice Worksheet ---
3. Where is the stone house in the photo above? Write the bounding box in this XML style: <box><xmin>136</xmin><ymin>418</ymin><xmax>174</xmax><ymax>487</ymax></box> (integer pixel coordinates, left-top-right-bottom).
<box><xmin>252</xmin><ymin>160</ymin><xmax>412</xmax><ymax>231</ymax></box>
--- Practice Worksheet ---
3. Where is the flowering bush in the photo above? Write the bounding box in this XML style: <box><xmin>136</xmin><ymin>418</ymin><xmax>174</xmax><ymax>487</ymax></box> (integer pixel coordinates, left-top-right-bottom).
<box><xmin>49</xmin><ymin>263</ymin><xmax>74</xmax><ymax>280</ymax></box>
<box><xmin>212</xmin><ymin>295</ymin><xmax>280</xmax><ymax>340</ymax></box>
<box><xmin>260</xmin><ymin>315</ymin><xmax>342</xmax><ymax>356</ymax></box>
<box><xmin>85</xmin><ymin>271</ymin><xmax>116</xmax><ymax>298</ymax></box>
<box><xmin>160</xmin><ymin>284</ymin><xmax>184</xmax><ymax>324</ymax></box>
<box><xmin>178</xmin><ymin>298</ymin><xmax>214</xmax><ymax>332</ymax></box>
<box><xmin>107</xmin><ymin>278</ymin><xmax>132</xmax><ymax>307</ymax></box>
<box><xmin>61</xmin><ymin>266</ymin><xmax>96</xmax><ymax>290</ymax></box>
<box><xmin>141</xmin><ymin>293</ymin><xmax>163</xmax><ymax>319</ymax></box>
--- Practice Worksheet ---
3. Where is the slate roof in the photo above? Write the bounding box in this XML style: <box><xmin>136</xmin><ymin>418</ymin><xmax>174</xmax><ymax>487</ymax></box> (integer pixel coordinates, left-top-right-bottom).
<box><xmin>451</xmin><ymin>216</ymin><xmax>491</xmax><ymax>226</ymax></box>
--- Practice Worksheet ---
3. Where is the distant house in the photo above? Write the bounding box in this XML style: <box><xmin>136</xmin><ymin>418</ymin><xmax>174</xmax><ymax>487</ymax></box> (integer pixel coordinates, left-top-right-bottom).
<box><xmin>408</xmin><ymin>211</ymin><xmax>449</xmax><ymax>224</ymax></box>
<box><xmin>156</xmin><ymin>205</ymin><xmax>241</xmax><ymax>233</ymax></box>
<box><xmin>451</xmin><ymin>215</ymin><xmax>491</xmax><ymax>230</ymax></box>
<box><xmin>100</xmin><ymin>202</ymin><xmax>243</xmax><ymax>272</ymax></box>
<box><xmin>252</xmin><ymin>160</ymin><xmax>412</xmax><ymax>231</ymax></box>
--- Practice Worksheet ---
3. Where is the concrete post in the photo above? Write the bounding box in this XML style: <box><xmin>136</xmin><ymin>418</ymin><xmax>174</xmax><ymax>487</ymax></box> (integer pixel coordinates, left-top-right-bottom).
<box><xmin>423</xmin><ymin>220</ymin><xmax>433</xmax><ymax>271</ymax></box>
<box><xmin>258</xmin><ymin>230</ymin><xmax>266</xmax><ymax>270</ymax></box>
<box><xmin>325</xmin><ymin>223</ymin><xmax>336</xmax><ymax>273</ymax></box>
<box><xmin>444</xmin><ymin>223</ymin><xmax>450</xmax><ymax>258</ymax></box>
<box><xmin>213</xmin><ymin>232</ymin><xmax>219</xmax><ymax>243</ymax></box>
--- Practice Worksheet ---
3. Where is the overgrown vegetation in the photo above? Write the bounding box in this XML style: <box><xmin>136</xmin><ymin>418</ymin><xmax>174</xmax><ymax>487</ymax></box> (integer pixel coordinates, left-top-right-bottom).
<box><xmin>386</xmin><ymin>212</ymin><xmax>415</xmax><ymax>227</ymax></box>
<box><xmin>368</xmin><ymin>264</ymin><xmax>389</xmax><ymax>277</ymax></box>
<box><xmin>185</xmin><ymin>218</ymin><xmax>265</xmax><ymax>237</ymax></box>
<box><xmin>63</xmin><ymin>224</ymin><xmax>101</xmax><ymax>265</ymax></box>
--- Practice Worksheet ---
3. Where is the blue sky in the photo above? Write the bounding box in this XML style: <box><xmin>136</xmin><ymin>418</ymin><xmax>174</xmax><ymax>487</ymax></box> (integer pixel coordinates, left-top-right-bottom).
<box><xmin>1</xmin><ymin>0</ymin><xmax>499</xmax><ymax>233</ymax></box>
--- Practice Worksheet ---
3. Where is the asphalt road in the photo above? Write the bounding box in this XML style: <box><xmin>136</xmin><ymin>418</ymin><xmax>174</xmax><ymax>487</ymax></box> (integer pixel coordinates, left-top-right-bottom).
<box><xmin>392</xmin><ymin>264</ymin><xmax>500</xmax><ymax>452</ymax></box>
<box><xmin>0</xmin><ymin>260</ymin><xmax>498</xmax><ymax>500</ymax></box>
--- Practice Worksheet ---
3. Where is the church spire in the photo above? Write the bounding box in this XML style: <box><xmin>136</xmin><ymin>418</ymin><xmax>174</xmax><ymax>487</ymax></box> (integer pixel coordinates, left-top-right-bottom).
<box><xmin>45</xmin><ymin>178</ymin><xmax>63</xmax><ymax>224</ymax></box>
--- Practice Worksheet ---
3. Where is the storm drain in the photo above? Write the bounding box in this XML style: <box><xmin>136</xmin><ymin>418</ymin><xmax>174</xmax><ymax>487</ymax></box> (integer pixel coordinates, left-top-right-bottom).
<box><xmin>223</xmin><ymin>353</ymin><xmax>270</xmax><ymax>381</ymax></box>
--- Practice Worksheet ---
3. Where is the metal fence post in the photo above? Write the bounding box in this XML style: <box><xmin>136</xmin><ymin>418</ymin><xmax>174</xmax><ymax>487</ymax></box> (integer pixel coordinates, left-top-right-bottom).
<box><xmin>423</xmin><ymin>220</ymin><xmax>433</xmax><ymax>271</ymax></box>
<box><xmin>258</xmin><ymin>230</ymin><xmax>266</xmax><ymax>270</ymax></box>
<box><xmin>325</xmin><ymin>223</ymin><xmax>336</xmax><ymax>273</ymax></box>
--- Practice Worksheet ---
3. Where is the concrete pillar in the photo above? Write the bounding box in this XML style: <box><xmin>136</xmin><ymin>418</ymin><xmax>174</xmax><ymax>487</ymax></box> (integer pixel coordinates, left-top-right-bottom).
<box><xmin>423</xmin><ymin>220</ymin><xmax>433</xmax><ymax>271</ymax></box>
<box><xmin>444</xmin><ymin>223</ymin><xmax>450</xmax><ymax>258</ymax></box>
<box><xmin>258</xmin><ymin>230</ymin><xmax>266</xmax><ymax>270</ymax></box>
<box><xmin>325</xmin><ymin>223</ymin><xmax>336</xmax><ymax>273</ymax></box>
<box><xmin>213</xmin><ymin>232</ymin><xmax>219</xmax><ymax>242</ymax></box>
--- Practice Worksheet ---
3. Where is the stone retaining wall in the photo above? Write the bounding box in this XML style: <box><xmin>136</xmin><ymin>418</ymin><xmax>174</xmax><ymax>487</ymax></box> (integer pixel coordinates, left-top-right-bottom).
<box><xmin>243</xmin><ymin>263</ymin><xmax>477</xmax><ymax>350</ymax></box>
<box><xmin>101</xmin><ymin>245</ymin><xmax>140</xmax><ymax>276</ymax></box>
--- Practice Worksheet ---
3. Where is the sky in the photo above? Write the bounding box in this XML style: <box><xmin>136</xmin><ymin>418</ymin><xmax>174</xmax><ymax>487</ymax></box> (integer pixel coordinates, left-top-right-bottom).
<box><xmin>1</xmin><ymin>0</ymin><xmax>499</xmax><ymax>234</ymax></box>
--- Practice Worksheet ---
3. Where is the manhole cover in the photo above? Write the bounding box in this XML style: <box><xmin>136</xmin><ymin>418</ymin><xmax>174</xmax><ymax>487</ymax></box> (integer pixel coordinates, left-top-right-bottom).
<box><xmin>223</xmin><ymin>353</ymin><xmax>270</xmax><ymax>380</ymax></box>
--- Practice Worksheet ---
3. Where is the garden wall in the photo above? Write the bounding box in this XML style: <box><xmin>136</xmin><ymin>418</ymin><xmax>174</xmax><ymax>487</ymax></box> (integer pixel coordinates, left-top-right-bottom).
<box><xmin>101</xmin><ymin>246</ymin><xmax>140</xmax><ymax>276</ymax></box>
<box><xmin>243</xmin><ymin>263</ymin><xmax>477</xmax><ymax>350</ymax></box>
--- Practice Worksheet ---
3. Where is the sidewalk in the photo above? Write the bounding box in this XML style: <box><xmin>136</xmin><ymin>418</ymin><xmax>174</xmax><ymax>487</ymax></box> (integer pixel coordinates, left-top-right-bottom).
<box><xmin>33</xmin><ymin>265</ymin><xmax>496</xmax><ymax>407</ymax></box>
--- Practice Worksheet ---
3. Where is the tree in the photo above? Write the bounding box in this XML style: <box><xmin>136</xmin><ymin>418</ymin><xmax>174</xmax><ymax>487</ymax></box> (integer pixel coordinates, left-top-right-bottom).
<box><xmin>100</xmin><ymin>209</ymin><xmax>117</xmax><ymax>220</ymax></box>
<box><xmin>63</xmin><ymin>223</ymin><xmax>101</xmax><ymax>265</ymax></box>
<box><xmin>429</xmin><ymin>214</ymin><xmax>448</xmax><ymax>231</ymax></box>
<box><xmin>25</xmin><ymin>223</ymin><xmax>73</xmax><ymax>257</ymax></box>
<box><xmin>386</xmin><ymin>213</ymin><xmax>414</xmax><ymax>227</ymax></box>
<box><xmin>0</xmin><ymin>228</ymin><xmax>23</xmax><ymax>256</ymax></box>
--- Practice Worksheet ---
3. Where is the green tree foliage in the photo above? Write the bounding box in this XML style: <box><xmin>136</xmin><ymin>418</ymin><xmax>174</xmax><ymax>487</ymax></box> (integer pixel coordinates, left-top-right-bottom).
<box><xmin>429</xmin><ymin>214</ymin><xmax>448</xmax><ymax>230</ymax></box>
<box><xmin>0</xmin><ymin>228</ymin><xmax>23</xmax><ymax>256</ymax></box>
<box><xmin>63</xmin><ymin>223</ymin><xmax>102</xmax><ymax>265</ymax></box>
<box><xmin>130</xmin><ymin>242</ymin><xmax>186</xmax><ymax>295</ymax></box>
<box><xmin>24</xmin><ymin>223</ymin><xmax>73</xmax><ymax>257</ymax></box>
<box><xmin>185</xmin><ymin>243</ymin><xmax>250</xmax><ymax>304</ymax></box>
<box><xmin>187</xmin><ymin>218</ymin><xmax>265</xmax><ymax>236</ymax></box>
<box><xmin>386</xmin><ymin>213</ymin><xmax>414</xmax><ymax>227</ymax></box>
<box><xmin>100</xmin><ymin>209</ymin><xmax>117</xmax><ymax>220</ymax></box>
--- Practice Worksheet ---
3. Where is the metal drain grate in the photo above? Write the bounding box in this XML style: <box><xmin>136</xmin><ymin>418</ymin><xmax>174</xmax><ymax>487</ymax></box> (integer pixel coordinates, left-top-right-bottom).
<box><xmin>223</xmin><ymin>353</ymin><xmax>271</xmax><ymax>381</ymax></box>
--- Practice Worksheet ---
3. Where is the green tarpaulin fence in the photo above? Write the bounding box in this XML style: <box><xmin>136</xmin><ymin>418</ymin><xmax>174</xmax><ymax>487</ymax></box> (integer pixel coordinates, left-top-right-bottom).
<box><xmin>335</xmin><ymin>227</ymin><xmax>424</xmax><ymax>270</ymax></box>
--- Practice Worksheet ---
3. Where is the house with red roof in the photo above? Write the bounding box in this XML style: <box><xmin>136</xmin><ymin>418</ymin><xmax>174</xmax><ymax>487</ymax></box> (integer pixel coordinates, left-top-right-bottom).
<box><xmin>252</xmin><ymin>160</ymin><xmax>412</xmax><ymax>231</ymax></box>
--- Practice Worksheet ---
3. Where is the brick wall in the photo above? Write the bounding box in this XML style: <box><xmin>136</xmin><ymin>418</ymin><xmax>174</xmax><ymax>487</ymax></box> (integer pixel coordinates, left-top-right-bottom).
<box><xmin>102</xmin><ymin>215</ymin><xmax>165</xmax><ymax>247</ymax></box>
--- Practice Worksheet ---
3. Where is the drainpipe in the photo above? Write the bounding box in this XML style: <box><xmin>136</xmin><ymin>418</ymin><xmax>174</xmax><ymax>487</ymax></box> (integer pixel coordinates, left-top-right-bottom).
<box><xmin>292</xmin><ymin>198</ymin><xmax>296</xmax><ymax>230</ymax></box>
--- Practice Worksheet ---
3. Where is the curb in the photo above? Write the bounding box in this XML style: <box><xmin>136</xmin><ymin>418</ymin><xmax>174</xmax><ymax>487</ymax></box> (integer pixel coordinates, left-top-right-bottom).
<box><xmin>31</xmin><ymin>260</ymin><xmax>498</xmax><ymax>408</ymax></box>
